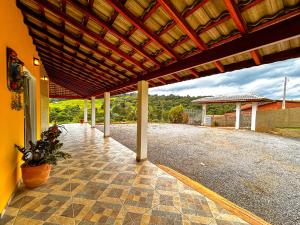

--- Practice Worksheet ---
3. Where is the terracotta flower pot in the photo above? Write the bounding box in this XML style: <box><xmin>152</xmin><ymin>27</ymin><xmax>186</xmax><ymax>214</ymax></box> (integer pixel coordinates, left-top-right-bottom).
<box><xmin>21</xmin><ymin>163</ymin><xmax>51</xmax><ymax>188</ymax></box>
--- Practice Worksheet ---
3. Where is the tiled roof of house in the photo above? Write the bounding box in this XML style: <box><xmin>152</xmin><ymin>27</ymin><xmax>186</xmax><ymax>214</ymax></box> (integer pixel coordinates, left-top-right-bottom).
<box><xmin>192</xmin><ymin>94</ymin><xmax>272</xmax><ymax>104</ymax></box>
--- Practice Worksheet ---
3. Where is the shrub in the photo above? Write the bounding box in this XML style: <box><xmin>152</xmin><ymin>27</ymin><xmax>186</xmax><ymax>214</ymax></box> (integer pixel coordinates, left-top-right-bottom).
<box><xmin>169</xmin><ymin>105</ymin><xmax>184</xmax><ymax>123</ymax></box>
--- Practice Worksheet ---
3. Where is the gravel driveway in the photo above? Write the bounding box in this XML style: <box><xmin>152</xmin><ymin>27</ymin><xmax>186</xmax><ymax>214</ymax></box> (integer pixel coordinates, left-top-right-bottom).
<box><xmin>97</xmin><ymin>123</ymin><xmax>300</xmax><ymax>225</ymax></box>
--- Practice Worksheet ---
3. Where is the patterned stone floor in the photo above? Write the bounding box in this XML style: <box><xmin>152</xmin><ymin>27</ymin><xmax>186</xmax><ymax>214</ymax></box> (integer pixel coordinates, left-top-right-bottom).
<box><xmin>1</xmin><ymin>124</ymin><xmax>249</xmax><ymax>225</ymax></box>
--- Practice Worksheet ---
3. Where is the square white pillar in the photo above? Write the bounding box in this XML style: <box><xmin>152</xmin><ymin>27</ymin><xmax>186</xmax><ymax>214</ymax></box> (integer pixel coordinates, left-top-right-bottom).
<box><xmin>104</xmin><ymin>92</ymin><xmax>110</xmax><ymax>137</ymax></box>
<box><xmin>251</xmin><ymin>102</ymin><xmax>258</xmax><ymax>131</ymax></box>
<box><xmin>136</xmin><ymin>80</ymin><xmax>148</xmax><ymax>162</ymax></box>
<box><xmin>235</xmin><ymin>103</ymin><xmax>241</xmax><ymax>129</ymax></box>
<box><xmin>201</xmin><ymin>104</ymin><xmax>207</xmax><ymax>126</ymax></box>
<box><xmin>91</xmin><ymin>96</ymin><xmax>96</xmax><ymax>128</ymax></box>
<box><xmin>84</xmin><ymin>99</ymin><xmax>88</xmax><ymax>123</ymax></box>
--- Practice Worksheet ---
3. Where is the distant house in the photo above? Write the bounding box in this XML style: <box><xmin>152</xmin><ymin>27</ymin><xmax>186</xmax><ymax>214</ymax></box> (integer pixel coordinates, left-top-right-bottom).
<box><xmin>225</xmin><ymin>100</ymin><xmax>300</xmax><ymax>116</ymax></box>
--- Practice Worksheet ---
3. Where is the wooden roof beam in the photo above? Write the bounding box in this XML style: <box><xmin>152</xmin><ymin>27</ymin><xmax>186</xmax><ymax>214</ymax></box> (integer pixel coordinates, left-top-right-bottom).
<box><xmin>65</xmin><ymin>0</ymin><xmax>160</xmax><ymax>67</ymax></box>
<box><xmin>158</xmin><ymin>0</ymin><xmax>224</xmax><ymax>72</ymax></box>
<box><xmin>31</xmin><ymin>34</ymin><xmax>127</xmax><ymax>83</ymax></box>
<box><xmin>43</xmin><ymin>62</ymin><xmax>104</xmax><ymax>89</ymax></box>
<box><xmin>29</xmin><ymin>29</ymin><xmax>129</xmax><ymax>81</ymax></box>
<box><xmin>49</xmin><ymin>74</ymin><xmax>90</xmax><ymax>96</ymax></box>
<box><xmin>158</xmin><ymin>0</ymin><xmax>206</xmax><ymax>51</ymax></box>
<box><xmin>250</xmin><ymin>50</ymin><xmax>262</xmax><ymax>65</ymax></box>
<box><xmin>224</xmin><ymin>0</ymin><xmax>263</xmax><ymax>65</ymax></box>
<box><xmin>106</xmin><ymin>0</ymin><xmax>178</xmax><ymax>60</ymax></box>
<box><xmin>171</xmin><ymin>74</ymin><xmax>181</xmax><ymax>82</ymax></box>
<box><xmin>224</xmin><ymin>0</ymin><xmax>247</xmax><ymax>33</ymax></box>
<box><xmin>38</xmin><ymin>48</ymin><xmax>117</xmax><ymax>86</ymax></box>
<box><xmin>91</xmin><ymin>14</ymin><xmax>300</xmax><ymax>96</ymax></box>
<box><xmin>126</xmin><ymin>1</ymin><xmax>160</xmax><ymax>37</ymax></box>
<box><xmin>19</xmin><ymin>4</ymin><xmax>140</xmax><ymax>77</ymax></box>
<box><xmin>38</xmin><ymin>50</ymin><xmax>116</xmax><ymax>86</ymax></box>
<box><xmin>43</xmin><ymin>62</ymin><xmax>102</xmax><ymax>87</ymax></box>
<box><xmin>189</xmin><ymin>68</ymin><xmax>200</xmax><ymax>78</ymax></box>
<box><xmin>25</xmin><ymin>0</ymin><xmax>147</xmax><ymax>71</ymax></box>
<box><xmin>47</xmin><ymin>69</ymin><xmax>102</xmax><ymax>94</ymax></box>
<box><xmin>160</xmin><ymin>0</ymin><xmax>266</xmax><ymax>52</ymax></box>
<box><xmin>182</xmin><ymin>0</ymin><xmax>210</xmax><ymax>18</ymax></box>
<box><xmin>49</xmin><ymin>95</ymin><xmax>83</xmax><ymax>99</ymax></box>
<box><xmin>41</xmin><ymin>57</ymin><xmax>110</xmax><ymax>87</ymax></box>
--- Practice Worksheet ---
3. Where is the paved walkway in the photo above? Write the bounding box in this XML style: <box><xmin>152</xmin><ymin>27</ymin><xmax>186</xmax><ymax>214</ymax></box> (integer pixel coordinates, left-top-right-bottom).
<box><xmin>97</xmin><ymin>123</ymin><xmax>300</xmax><ymax>225</ymax></box>
<box><xmin>1</xmin><ymin>124</ymin><xmax>249</xmax><ymax>225</ymax></box>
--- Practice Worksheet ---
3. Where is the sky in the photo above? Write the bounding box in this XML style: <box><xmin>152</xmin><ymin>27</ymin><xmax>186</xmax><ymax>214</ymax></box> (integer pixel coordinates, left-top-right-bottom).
<box><xmin>149</xmin><ymin>58</ymin><xmax>300</xmax><ymax>100</ymax></box>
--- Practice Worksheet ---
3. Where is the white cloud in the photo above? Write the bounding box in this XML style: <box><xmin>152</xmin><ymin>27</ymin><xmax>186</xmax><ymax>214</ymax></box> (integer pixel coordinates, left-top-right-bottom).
<box><xmin>149</xmin><ymin>58</ymin><xmax>300</xmax><ymax>99</ymax></box>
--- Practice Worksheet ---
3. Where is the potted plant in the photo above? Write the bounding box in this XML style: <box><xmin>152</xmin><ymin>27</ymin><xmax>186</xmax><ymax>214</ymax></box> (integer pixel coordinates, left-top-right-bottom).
<box><xmin>15</xmin><ymin>124</ymin><xmax>71</xmax><ymax>188</ymax></box>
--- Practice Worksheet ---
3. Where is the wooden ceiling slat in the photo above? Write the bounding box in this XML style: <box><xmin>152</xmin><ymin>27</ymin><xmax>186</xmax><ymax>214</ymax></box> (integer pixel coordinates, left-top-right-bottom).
<box><xmin>91</xmin><ymin>16</ymin><xmax>300</xmax><ymax>96</ymax></box>
<box><xmin>170</xmin><ymin>74</ymin><xmax>181</xmax><ymax>82</ymax></box>
<box><xmin>224</xmin><ymin>0</ymin><xmax>262</xmax><ymax>66</ymax></box>
<box><xmin>26</xmin><ymin>0</ymin><xmax>147</xmax><ymax>71</ymax></box>
<box><xmin>31</xmin><ymin>34</ymin><xmax>126</xmax><ymax>83</ymax></box>
<box><xmin>159</xmin><ymin>0</ymin><xmax>267</xmax><ymax>52</ymax></box>
<box><xmin>38</xmin><ymin>49</ymin><xmax>116</xmax><ymax>86</ymax></box>
<box><xmin>19</xmin><ymin>4</ymin><xmax>140</xmax><ymax>77</ymax></box>
<box><xmin>158</xmin><ymin>0</ymin><xmax>207</xmax><ymax>51</ymax></box>
<box><xmin>141</xmin><ymin>15</ymin><xmax>300</xmax><ymax>81</ymax></box>
<box><xmin>44</xmin><ymin>62</ymin><xmax>104</xmax><ymax>89</ymax></box>
<box><xmin>41</xmin><ymin>57</ymin><xmax>108</xmax><ymax>88</ymax></box>
<box><xmin>49</xmin><ymin>74</ymin><xmax>89</xmax><ymax>96</ymax></box>
<box><xmin>106</xmin><ymin>0</ymin><xmax>178</xmax><ymax>60</ymax></box>
<box><xmin>47</xmin><ymin>69</ymin><xmax>101</xmax><ymax>94</ymax></box>
<box><xmin>66</xmin><ymin>0</ymin><xmax>161</xmax><ymax>67</ymax></box>
<box><xmin>158</xmin><ymin>0</ymin><xmax>225</xmax><ymax>72</ymax></box>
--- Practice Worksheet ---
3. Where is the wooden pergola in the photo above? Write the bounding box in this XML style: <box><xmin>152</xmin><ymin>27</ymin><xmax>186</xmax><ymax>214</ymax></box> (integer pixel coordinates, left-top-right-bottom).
<box><xmin>17</xmin><ymin>0</ymin><xmax>300</xmax><ymax>99</ymax></box>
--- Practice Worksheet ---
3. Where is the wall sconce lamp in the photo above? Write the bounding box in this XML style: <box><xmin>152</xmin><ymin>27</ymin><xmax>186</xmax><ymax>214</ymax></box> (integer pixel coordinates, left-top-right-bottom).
<box><xmin>33</xmin><ymin>57</ymin><xmax>40</xmax><ymax>66</ymax></box>
<box><xmin>42</xmin><ymin>75</ymin><xmax>48</xmax><ymax>81</ymax></box>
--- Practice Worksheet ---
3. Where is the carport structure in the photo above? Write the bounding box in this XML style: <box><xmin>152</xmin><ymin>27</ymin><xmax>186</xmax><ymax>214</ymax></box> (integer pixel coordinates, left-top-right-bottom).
<box><xmin>17</xmin><ymin>0</ymin><xmax>300</xmax><ymax>161</ymax></box>
<box><xmin>192</xmin><ymin>94</ymin><xmax>272</xmax><ymax>131</ymax></box>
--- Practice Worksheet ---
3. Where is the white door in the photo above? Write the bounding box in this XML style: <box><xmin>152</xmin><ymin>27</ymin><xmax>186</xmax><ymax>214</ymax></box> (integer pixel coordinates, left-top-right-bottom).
<box><xmin>23</xmin><ymin>68</ymin><xmax>37</xmax><ymax>145</ymax></box>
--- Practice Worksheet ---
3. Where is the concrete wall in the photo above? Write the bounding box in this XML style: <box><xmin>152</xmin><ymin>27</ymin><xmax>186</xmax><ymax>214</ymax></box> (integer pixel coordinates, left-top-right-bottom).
<box><xmin>256</xmin><ymin>107</ymin><xmax>300</xmax><ymax>132</ymax></box>
<box><xmin>211</xmin><ymin>114</ymin><xmax>251</xmax><ymax>127</ymax></box>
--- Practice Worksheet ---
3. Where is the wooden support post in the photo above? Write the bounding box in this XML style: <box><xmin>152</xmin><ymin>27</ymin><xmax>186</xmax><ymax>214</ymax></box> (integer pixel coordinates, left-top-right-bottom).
<box><xmin>136</xmin><ymin>80</ymin><xmax>148</xmax><ymax>162</ymax></box>
<box><xmin>91</xmin><ymin>96</ymin><xmax>96</xmax><ymax>128</ymax></box>
<box><xmin>84</xmin><ymin>99</ymin><xmax>88</xmax><ymax>123</ymax></box>
<box><xmin>104</xmin><ymin>92</ymin><xmax>110</xmax><ymax>137</ymax></box>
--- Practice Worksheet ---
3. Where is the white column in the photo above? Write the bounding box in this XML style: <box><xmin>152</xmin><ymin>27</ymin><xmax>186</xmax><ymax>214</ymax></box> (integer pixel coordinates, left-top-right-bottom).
<box><xmin>136</xmin><ymin>80</ymin><xmax>148</xmax><ymax>162</ymax></box>
<box><xmin>91</xmin><ymin>96</ymin><xmax>96</xmax><ymax>128</ymax></box>
<box><xmin>251</xmin><ymin>102</ymin><xmax>258</xmax><ymax>131</ymax></box>
<box><xmin>235</xmin><ymin>103</ymin><xmax>241</xmax><ymax>129</ymax></box>
<box><xmin>104</xmin><ymin>92</ymin><xmax>110</xmax><ymax>137</ymax></box>
<box><xmin>201</xmin><ymin>104</ymin><xmax>207</xmax><ymax>126</ymax></box>
<box><xmin>84</xmin><ymin>99</ymin><xmax>88</xmax><ymax>123</ymax></box>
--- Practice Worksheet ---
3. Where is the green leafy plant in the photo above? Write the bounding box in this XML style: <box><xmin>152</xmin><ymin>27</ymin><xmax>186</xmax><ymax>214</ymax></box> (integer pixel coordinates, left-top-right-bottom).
<box><xmin>15</xmin><ymin>124</ymin><xmax>71</xmax><ymax>167</ymax></box>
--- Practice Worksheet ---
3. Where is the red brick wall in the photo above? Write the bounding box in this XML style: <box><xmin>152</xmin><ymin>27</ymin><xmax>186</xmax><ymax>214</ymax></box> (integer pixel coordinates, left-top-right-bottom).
<box><xmin>243</xmin><ymin>102</ymin><xmax>300</xmax><ymax>113</ymax></box>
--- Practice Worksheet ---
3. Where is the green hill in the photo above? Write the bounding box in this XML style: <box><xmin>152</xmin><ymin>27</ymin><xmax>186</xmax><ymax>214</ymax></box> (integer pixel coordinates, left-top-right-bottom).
<box><xmin>49</xmin><ymin>93</ymin><xmax>235</xmax><ymax>124</ymax></box>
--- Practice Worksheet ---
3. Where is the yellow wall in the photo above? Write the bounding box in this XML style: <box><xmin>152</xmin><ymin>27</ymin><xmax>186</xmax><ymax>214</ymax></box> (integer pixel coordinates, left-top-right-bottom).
<box><xmin>0</xmin><ymin>0</ymin><xmax>41</xmax><ymax>214</ymax></box>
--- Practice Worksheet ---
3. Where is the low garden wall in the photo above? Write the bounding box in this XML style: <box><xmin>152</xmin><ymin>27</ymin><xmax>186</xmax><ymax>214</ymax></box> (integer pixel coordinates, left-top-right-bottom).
<box><xmin>211</xmin><ymin>113</ymin><xmax>251</xmax><ymax>127</ymax></box>
<box><xmin>256</xmin><ymin>107</ymin><xmax>300</xmax><ymax>132</ymax></box>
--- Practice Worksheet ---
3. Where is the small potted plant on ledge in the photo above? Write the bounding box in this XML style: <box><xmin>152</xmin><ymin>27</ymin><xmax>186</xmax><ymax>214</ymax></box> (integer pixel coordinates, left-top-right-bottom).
<box><xmin>15</xmin><ymin>124</ymin><xmax>71</xmax><ymax>188</ymax></box>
